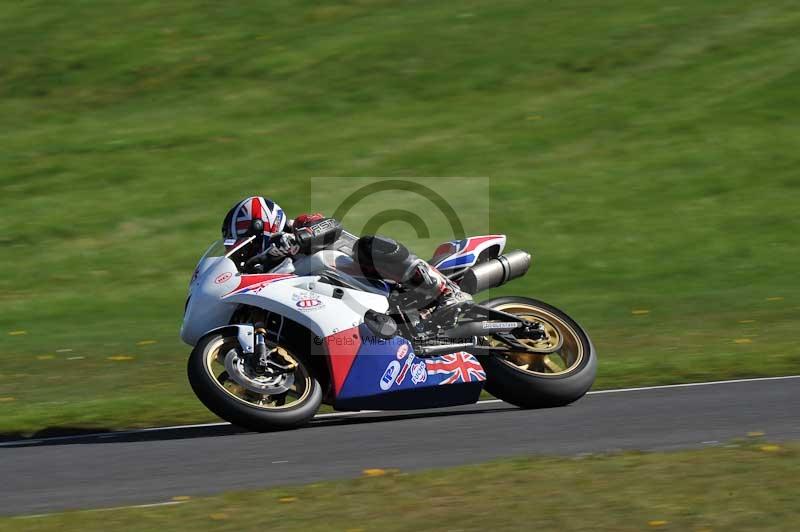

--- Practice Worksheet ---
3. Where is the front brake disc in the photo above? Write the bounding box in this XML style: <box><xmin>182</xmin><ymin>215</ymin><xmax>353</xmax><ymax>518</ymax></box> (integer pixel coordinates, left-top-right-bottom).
<box><xmin>224</xmin><ymin>349</ymin><xmax>295</xmax><ymax>395</ymax></box>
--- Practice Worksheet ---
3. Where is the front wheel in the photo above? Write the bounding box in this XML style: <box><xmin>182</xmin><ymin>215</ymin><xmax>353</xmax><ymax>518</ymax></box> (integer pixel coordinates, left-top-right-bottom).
<box><xmin>187</xmin><ymin>331</ymin><xmax>322</xmax><ymax>431</ymax></box>
<box><xmin>478</xmin><ymin>296</ymin><xmax>597</xmax><ymax>408</ymax></box>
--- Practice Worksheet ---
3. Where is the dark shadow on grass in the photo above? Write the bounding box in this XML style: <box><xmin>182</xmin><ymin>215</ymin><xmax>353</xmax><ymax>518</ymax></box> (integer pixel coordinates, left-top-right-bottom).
<box><xmin>0</xmin><ymin>404</ymin><xmax>524</xmax><ymax>448</ymax></box>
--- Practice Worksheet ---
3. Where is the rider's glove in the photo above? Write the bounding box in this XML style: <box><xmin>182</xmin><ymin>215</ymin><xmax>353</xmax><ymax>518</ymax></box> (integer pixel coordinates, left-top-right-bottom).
<box><xmin>293</xmin><ymin>217</ymin><xmax>343</xmax><ymax>254</ymax></box>
<box><xmin>267</xmin><ymin>233</ymin><xmax>300</xmax><ymax>258</ymax></box>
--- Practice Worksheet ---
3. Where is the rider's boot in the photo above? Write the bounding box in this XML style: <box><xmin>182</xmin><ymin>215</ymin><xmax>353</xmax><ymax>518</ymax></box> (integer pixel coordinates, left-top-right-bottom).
<box><xmin>394</xmin><ymin>260</ymin><xmax>472</xmax><ymax>317</ymax></box>
<box><xmin>352</xmin><ymin>234</ymin><xmax>471</xmax><ymax>317</ymax></box>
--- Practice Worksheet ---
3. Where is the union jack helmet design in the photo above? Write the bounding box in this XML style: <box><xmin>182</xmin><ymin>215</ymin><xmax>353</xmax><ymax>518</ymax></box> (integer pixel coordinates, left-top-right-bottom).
<box><xmin>221</xmin><ymin>196</ymin><xmax>286</xmax><ymax>245</ymax></box>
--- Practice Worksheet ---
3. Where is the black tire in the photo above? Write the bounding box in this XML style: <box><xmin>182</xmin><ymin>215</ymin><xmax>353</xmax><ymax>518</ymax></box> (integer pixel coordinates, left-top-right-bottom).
<box><xmin>478</xmin><ymin>296</ymin><xmax>597</xmax><ymax>409</ymax></box>
<box><xmin>187</xmin><ymin>331</ymin><xmax>323</xmax><ymax>431</ymax></box>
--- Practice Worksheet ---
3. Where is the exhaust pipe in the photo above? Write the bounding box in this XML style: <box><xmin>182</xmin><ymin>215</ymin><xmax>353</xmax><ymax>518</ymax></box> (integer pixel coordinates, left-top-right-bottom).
<box><xmin>459</xmin><ymin>249</ymin><xmax>531</xmax><ymax>295</ymax></box>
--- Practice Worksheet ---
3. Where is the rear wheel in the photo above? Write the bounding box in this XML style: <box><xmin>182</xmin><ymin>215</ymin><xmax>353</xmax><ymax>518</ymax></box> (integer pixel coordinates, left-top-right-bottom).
<box><xmin>478</xmin><ymin>296</ymin><xmax>597</xmax><ymax>408</ymax></box>
<box><xmin>187</xmin><ymin>331</ymin><xmax>322</xmax><ymax>431</ymax></box>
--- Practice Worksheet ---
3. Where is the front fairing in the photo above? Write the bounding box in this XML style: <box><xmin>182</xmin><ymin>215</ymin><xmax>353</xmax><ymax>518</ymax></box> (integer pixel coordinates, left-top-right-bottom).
<box><xmin>180</xmin><ymin>236</ymin><xmax>391</xmax><ymax>346</ymax></box>
<box><xmin>180</xmin><ymin>241</ymin><xmax>242</xmax><ymax>346</ymax></box>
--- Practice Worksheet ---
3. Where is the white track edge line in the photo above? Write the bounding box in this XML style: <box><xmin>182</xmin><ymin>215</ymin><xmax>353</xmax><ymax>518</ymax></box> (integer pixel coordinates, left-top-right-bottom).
<box><xmin>13</xmin><ymin>501</ymin><xmax>188</xmax><ymax>519</ymax></box>
<box><xmin>1</xmin><ymin>374</ymin><xmax>797</xmax><ymax>447</ymax></box>
<box><xmin>585</xmin><ymin>374</ymin><xmax>800</xmax><ymax>394</ymax></box>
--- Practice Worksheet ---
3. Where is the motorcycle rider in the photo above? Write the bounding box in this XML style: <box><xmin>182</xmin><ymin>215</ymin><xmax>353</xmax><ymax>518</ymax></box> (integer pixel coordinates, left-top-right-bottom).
<box><xmin>221</xmin><ymin>196</ymin><xmax>471</xmax><ymax>315</ymax></box>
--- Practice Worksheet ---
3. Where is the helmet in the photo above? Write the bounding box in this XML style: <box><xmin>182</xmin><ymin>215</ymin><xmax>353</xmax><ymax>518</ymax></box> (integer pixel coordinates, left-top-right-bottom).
<box><xmin>221</xmin><ymin>196</ymin><xmax>286</xmax><ymax>246</ymax></box>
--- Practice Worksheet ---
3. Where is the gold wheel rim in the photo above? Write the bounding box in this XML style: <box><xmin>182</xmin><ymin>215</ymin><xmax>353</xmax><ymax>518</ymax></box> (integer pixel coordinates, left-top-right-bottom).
<box><xmin>485</xmin><ymin>303</ymin><xmax>585</xmax><ymax>377</ymax></box>
<box><xmin>203</xmin><ymin>337</ymin><xmax>312</xmax><ymax>410</ymax></box>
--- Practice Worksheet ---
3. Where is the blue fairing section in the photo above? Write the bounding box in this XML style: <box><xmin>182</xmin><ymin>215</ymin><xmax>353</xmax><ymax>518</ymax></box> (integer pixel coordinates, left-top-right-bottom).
<box><xmin>436</xmin><ymin>253</ymin><xmax>476</xmax><ymax>271</ymax></box>
<box><xmin>334</xmin><ymin>324</ymin><xmax>485</xmax><ymax>411</ymax></box>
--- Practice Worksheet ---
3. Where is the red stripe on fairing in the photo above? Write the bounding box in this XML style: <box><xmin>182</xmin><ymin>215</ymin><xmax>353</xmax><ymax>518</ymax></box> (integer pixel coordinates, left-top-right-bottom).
<box><xmin>325</xmin><ymin>327</ymin><xmax>361</xmax><ymax>396</ymax></box>
<box><xmin>227</xmin><ymin>273</ymin><xmax>295</xmax><ymax>295</ymax></box>
<box><xmin>461</xmin><ymin>235</ymin><xmax>503</xmax><ymax>254</ymax></box>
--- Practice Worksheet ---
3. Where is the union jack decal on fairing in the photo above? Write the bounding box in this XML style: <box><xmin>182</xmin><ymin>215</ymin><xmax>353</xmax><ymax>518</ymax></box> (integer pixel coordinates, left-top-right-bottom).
<box><xmin>425</xmin><ymin>352</ymin><xmax>487</xmax><ymax>384</ymax></box>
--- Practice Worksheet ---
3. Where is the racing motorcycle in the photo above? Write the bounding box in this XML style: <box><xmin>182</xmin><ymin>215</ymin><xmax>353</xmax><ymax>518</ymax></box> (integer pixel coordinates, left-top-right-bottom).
<box><xmin>181</xmin><ymin>229</ymin><xmax>597</xmax><ymax>431</ymax></box>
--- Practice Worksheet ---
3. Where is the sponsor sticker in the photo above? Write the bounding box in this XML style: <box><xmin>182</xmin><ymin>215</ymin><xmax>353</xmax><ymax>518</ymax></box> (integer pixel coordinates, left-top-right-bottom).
<box><xmin>214</xmin><ymin>272</ymin><xmax>233</xmax><ymax>284</ymax></box>
<box><xmin>482</xmin><ymin>321</ymin><xmax>519</xmax><ymax>329</ymax></box>
<box><xmin>380</xmin><ymin>360</ymin><xmax>401</xmax><ymax>391</ymax></box>
<box><xmin>296</xmin><ymin>298</ymin><xmax>323</xmax><ymax>309</ymax></box>
<box><xmin>396</xmin><ymin>344</ymin><xmax>409</xmax><ymax>360</ymax></box>
<box><xmin>395</xmin><ymin>352</ymin><xmax>415</xmax><ymax>385</ymax></box>
<box><xmin>292</xmin><ymin>291</ymin><xmax>325</xmax><ymax>311</ymax></box>
<box><xmin>411</xmin><ymin>361</ymin><xmax>427</xmax><ymax>384</ymax></box>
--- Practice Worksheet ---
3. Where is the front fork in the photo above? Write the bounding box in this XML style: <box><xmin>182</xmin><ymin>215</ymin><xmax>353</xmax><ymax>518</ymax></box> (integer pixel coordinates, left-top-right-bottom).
<box><xmin>253</xmin><ymin>328</ymin><xmax>267</xmax><ymax>362</ymax></box>
<box><xmin>249</xmin><ymin>327</ymin><xmax>296</xmax><ymax>375</ymax></box>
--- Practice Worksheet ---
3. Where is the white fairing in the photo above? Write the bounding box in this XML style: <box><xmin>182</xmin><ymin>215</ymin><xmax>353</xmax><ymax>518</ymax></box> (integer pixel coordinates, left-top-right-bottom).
<box><xmin>223</xmin><ymin>276</ymin><xmax>388</xmax><ymax>339</ymax></box>
<box><xmin>180</xmin><ymin>256</ymin><xmax>240</xmax><ymax>346</ymax></box>
<box><xmin>180</xmin><ymin>247</ymin><xmax>389</xmax><ymax>347</ymax></box>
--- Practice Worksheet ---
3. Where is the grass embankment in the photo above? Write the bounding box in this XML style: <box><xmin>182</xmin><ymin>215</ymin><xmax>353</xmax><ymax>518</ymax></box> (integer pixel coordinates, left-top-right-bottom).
<box><xmin>4</xmin><ymin>443</ymin><xmax>799</xmax><ymax>530</ymax></box>
<box><xmin>1</xmin><ymin>0</ymin><xmax>799</xmax><ymax>433</ymax></box>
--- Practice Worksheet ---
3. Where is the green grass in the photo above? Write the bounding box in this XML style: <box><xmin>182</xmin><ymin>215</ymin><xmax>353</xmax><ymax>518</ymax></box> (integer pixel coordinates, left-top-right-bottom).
<box><xmin>1</xmin><ymin>0</ymin><xmax>799</xmax><ymax>433</ymax></box>
<box><xmin>3</xmin><ymin>442</ymin><xmax>799</xmax><ymax>530</ymax></box>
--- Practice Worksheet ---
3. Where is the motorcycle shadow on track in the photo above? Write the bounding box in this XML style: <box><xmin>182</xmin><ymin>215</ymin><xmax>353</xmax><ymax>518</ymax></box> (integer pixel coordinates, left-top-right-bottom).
<box><xmin>0</xmin><ymin>404</ymin><xmax>522</xmax><ymax>449</ymax></box>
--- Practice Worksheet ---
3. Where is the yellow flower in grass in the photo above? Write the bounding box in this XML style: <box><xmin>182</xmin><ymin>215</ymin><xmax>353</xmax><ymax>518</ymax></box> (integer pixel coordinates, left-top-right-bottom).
<box><xmin>648</xmin><ymin>521</ymin><xmax>668</xmax><ymax>527</ymax></box>
<box><xmin>363</xmin><ymin>468</ymin><xmax>399</xmax><ymax>477</ymax></box>
<box><xmin>108</xmin><ymin>355</ymin><xmax>134</xmax><ymax>361</ymax></box>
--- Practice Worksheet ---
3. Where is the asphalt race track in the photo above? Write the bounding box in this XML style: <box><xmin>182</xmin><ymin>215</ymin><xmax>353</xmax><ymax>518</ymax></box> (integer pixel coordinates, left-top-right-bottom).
<box><xmin>1</xmin><ymin>376</ymin><xmax>798</xmax><ymax>517</ymax></box>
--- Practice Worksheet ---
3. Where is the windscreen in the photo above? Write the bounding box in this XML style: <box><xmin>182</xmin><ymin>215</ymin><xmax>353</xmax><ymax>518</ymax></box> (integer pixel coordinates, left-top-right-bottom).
<box><xmin>189</xmin><ymin>239</ymin><xmax>227</xmax><ymax>286</ymax></box>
